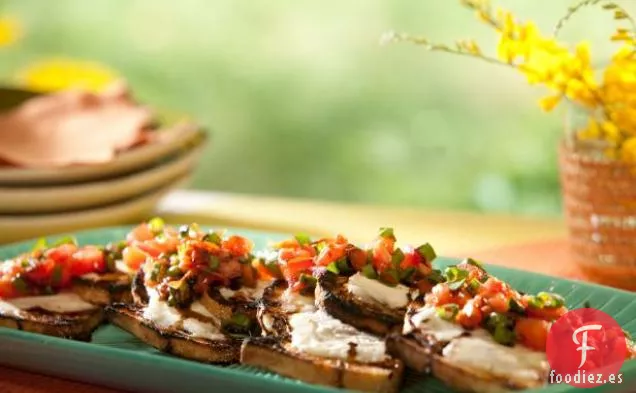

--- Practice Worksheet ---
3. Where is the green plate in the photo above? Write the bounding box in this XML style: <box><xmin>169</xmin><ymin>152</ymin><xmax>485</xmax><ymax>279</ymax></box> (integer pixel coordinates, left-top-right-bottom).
<box><xmin>0</xmin><ymin>227</ymin><xmax>635</xmax><ymax>393</ymax></box>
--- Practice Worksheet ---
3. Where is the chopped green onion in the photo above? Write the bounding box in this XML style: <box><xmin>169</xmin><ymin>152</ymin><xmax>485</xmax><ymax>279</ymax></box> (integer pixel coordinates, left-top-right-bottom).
<box><xmin>485</xmin><ymin>312</ymin><xmax>514</xmax><ymax>333</ymax></box>
<box><xmin>326</xmin><ymin>262</ymin><xmax>340</xmax><ymax>274</ymax></box>
<box><xmin>208</xmin><ymin>256</ymin><xmax>220</xmax><ymax>270</ymax></box>
<box><xmin>294</xmin><ymin>233</ymin><xmax>311</xmax><ymax>245</ymax></box>
<box><xmin>467</xmin><ymin>278</ymin><xmax>481</xmax><ymax>294</ymax></box>
<box><xmin>436</xmin><ymin>304</ymin><xmax>459</xmax><ymax>321</ymax></box>
<box><xmin>50</xmin><ymin>265</ymin><xmax>63</xmax><ymax>287</ymax></box>
<box><xmin>444</xmin><ymin>266</ymin><xmax>468</xmax><ymax>291</ymax></box>
<box><xmin>508</xmin><ymin>298</ymin><xmax>526</xmax><ymax>315</ymax></box>
<box><xmin>314</xmin><ymin>242</ymin><xmax>327</xmax><ymax>253</ymax></box>
<box><xmin>265</xmin><ymin>260</ymin><xmax>282</xmax><ymax>277</ymax></box>
<box><xmin>391</xmin><ymin>249</ymin><xmax>405</xmax><ymax>267</ymax></box>
<box><xmin>378</xmin><ymin>227</ymin><xmax>396</xmax><ymax>240</ymax></box>
<box><xmin>400</xmin><ymin>267</ymin><xmax>416</xmax><ymax>282</ymax></box>
<box><xmin>52</xmin><ymin>235</ymin><xmax>78</xmax><ymax>247</ymax></box>
<box><xmin>203</xmin><ymin>231</ymin><xmax>222</xmax><ymax>245</ymax></box>
<box><xmin>379</xmin><ymin>268</ymin><xmax>400</xmax><ymax>286</ymax></box>
<box><xmin>32</xmin><ymin>237</ymin><xmax>48</xmax><ymax>251</ymax></box>
<box><xmin>361</xmin><ymin>264</ymin><xmax>378</xmax><ymax>279</ymax></box>
<box><xmin>529</xmin><ymin>292</ymin><xmax>565</xmax><ymax>309</ymax></box>
<box><xmin>299</xmin><ymin>273</ymin><xmax>317</xmax><ymax>286</ymax></box>
<box><xmin>427</xmin><ymin>269</ymin><xmax>445</xmax><ymax>284</ymax></box>
<box><xmin>167</xmin><ymin>266</ymin><xmax>182</xmax><ymax>277</ymax></box>
<box><xmin>465</xmin><ymin>258</ymin><xmax>484</xmax><ymax>270</ymax></box>
<box><xmin>492</xmin><ymin>324</ymin><xmax>516</xmax><ymax>346</ymax></box>
<box><xmin>229</xmin><ymin>313</ymin><xmax>251</xmax><ymax>327</ymax></box>
<box><xmin>416</xmin><ymin>243</ymin><xmax>437</xmax><ymax>262</ymax></box>
<box><xmin>12</xmin><ymin>277</ymin><xmax>28</xmax><ymax>293</ymax></box>
<box><xmin>148</xmin><ymin>217</ymin><xmax>165</xmax><ymax>234</ymax></box>
<box><xmin>336</xmin><ymin>257</ymin><xmax>352</xmax><ymax>274</ymax></box>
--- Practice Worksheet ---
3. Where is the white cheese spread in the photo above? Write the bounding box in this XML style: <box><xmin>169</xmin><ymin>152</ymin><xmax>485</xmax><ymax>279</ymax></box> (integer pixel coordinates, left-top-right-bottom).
<box><xmin>289</xmin><ymin>310</ymin><xmax>388</xmax><ymax>363</ymax></box>
<box><xmin>281</xmin><ymin>289</ymin><xmax>316</xmax><ymax>313</ymax></box>
<box><xmin>347</xmin><ymin>272</ymin><xmax>410</xmax><ymax>309</ymax></box>
<box><xmin>442</xmin><ymin>334</ymin><xmax>548</xmax><ymax>382</ymax></box>
<box><xmin>219</xmin><ymin>279</ymin><xmax>270</xmax><ymax>300</ymax></box>
<box><xmin>405</xmin><ymin>305</ymin><xmax>465</xmax><ymax>341</ymax></box>
<box><xmin>2</xmin><ymin>292</ymin><xmax>97</xmax><ymax>314</ymax></box>
<box><xmin>142</xmin><ymin>290</ymin><xmax>225</xmax><ymax>341</ymax></box>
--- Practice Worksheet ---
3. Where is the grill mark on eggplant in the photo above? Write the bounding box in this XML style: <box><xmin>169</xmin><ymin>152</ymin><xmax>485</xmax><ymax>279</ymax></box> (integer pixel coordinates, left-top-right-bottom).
<box><xmin>315</xmin><ymin>271</ymin><xmax>404</xmax><ymax>336</ymax></box>
<box><xmin>0</xmin><ymin>307</ymin><xmax>104</xmax><ymax>341</ymax></box>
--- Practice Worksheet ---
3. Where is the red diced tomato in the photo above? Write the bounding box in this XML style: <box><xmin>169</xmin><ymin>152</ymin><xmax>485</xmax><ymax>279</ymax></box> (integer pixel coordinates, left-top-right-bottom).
<box><xmin>400</xmin><ymin>249</ymin><xmax>422</xmax><ymax>270</ymax></box>
<box><xmin>488</xmin><ymin>292</ymin><xmax>510</xmax><ymax>313</ymax></box>
<box><xmin>315</xmin><ymin>244</ymin><xmax>346</xmax><ymax>267</ymax></box>
<box><xmin>0</xmin><ymin>278</ymin><xmax>17</xmax><ymax>298</ymax></box>
<box><xmin>24</xmin><ymin>258</ymin><xmax>55</xmax><ymax>285</ymax></box>
<box><xmin>515</xmin><ymin>318</ymin><xmax>549</xmax><ymax>351</ymax></box>
<box><xmin>123</xmin><ymin>245</ymin><xmax>148</xmax><ymax>270</ymax></box>
<box><xmin>126</xmin><ymin>223</ymin><xmax>155</xmax><ymax>243</ymax></box>
<box><xmin>222</xmin><ymin>235</ymin><xmax>253</xmax><ymax>257</ymax></box>
<box><xmin>45</xmin><ymin>243</ymin><xmax>77</xmax><ymax>263</ymax></box>
<box><xmin>456</xmin><ymin>299</ymin><xmax>483</xmax><ymax>329</ymax></box>
<box><xmin>281</xmin><ymin>257</ymin><xmax>314</xmax><ymax>282</ymax></box>
<box><xmin>217</xmin><ymin>259</ymin><xmax>242</xmax><ymax>279</ymax></box>
<box><xmin>71</xmin><ymin>246</ymin><xmax>106</xmax><ymax>275</ymax></box>
<box><xmin>478</xmin><ymin>277</ymin><xmax>505</xmax><ymax>297</ymax></box>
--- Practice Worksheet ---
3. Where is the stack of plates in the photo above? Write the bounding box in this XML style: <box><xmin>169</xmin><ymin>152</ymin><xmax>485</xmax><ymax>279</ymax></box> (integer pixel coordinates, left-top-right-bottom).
<box><xmin>0</xmin><ymin>88</ymin><xmax>207</xmax><ymax>244</ymax></box>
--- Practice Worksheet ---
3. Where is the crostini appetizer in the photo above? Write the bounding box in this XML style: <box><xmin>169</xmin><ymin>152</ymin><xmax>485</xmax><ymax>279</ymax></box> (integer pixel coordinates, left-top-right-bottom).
<box><xmin>107</xmin><ymin>223</ymin><xmax>272</xmax><ymax>364</ymax></box>
<box><xmin>315</xmin><ymin>228</ymin><xmax>439</xmax><ymax>336</ymax></box>
<box><xmin>243</xmin><ymin>233</ymin><xmax>405</xmax><ymax>393</ymax></box>
<box><xmin>0</xmin><ymin>239</ymin><xmax>115</xmax><ymax>340</ymax></box>
<box><xmin>387</xmin><ymin>259</ymin><xmax>563</xmax><ymax>393</ymax></box>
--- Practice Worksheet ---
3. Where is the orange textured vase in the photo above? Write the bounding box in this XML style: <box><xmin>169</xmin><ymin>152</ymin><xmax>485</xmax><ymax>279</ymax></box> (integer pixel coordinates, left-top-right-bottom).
<box><xmin>559</xmin><ymin>143</ymin><xmax>636</xmax><ymax>291</ymax></box>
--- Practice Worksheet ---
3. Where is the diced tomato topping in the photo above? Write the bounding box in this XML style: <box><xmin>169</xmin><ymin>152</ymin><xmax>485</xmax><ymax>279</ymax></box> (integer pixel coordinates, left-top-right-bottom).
<box><xmin>70</xmin><ymin>246</ymin><xmax>106</xmax><ymax>276</ymax></box>
<box><xmin>281</xmin><ymin>257</ymin><xmax>314</xmax><ymax>282</ymax></box>
<box><xmin>488</xmin><ymin>292</ymin><xmax>510</xmax><ymax>314</ymax></box>
<box><xmin>45</xmin><ymin>243</ymin><xmax>78</xmax><ymax>263</ymax></box>
<box><xmin>515</xmin><ymin>318</ymin><xmax>549</xmax><ymax>351</ymax></box>
<box><xmin>217</xmin><ymin>258</ymin><xmax>242</xmax><ymax>279</ymax></box>
<box><xmin>315</xmin><ymin>243</ymin><xmax>347</xmax><ymax>267</ymax></box>
<box><xmin>348</xmin><ymin>247</ymin><xmax>368</xmax><ymax>270</ymax></box>
<box><xmin>222</xmin><ymin>235</ymin><xmax>253</xmax><ymax>258</ymax></box>
<box><xmin>371</xmin><ymin>238</ymin><xmax>393</xmax><ymax>272</ymax></box>
<box><xmin>253</xmin><ymin>260</ymin><xmax>276</xmax><ymax>280</ymax></box>
<box><xmin>456</xmin><ymin>299</ymin><xmax>483</xmax><ymax>329</ymax></box>
<box><xmin>0</xmin><ymin>278</ymin><xmax>17</xmax><ymax>298</ymax></box>
<box><xmin>400</xmin><ymin>248</ymin><xmax>422</xmax><ymax>270</ymax></box>
<box><xmin>123</xmin><ymin>245</ymin><xmax>148</xmax><ymax>270</ymax></box>
<box><xmin>24</xmin><ymin>258</ymin><xmax>55</xmax><ymax>285</ymax></box>
<box><xmin>133</xmin><ymin>241</ymin><xmax>163</xmax><ymax>258</ymax></box>
<box><xmin>126</xmin><ymin>223</ymin><xmax>155</xmax><ymax>243</ymax></box>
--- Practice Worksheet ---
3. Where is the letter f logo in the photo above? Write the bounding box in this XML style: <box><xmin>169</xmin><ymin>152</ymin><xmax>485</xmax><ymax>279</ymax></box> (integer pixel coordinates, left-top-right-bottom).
<box><xmin>572</xmin><ymin>324</ymin><xmax>603</xmax><ymax>369</ymax></box>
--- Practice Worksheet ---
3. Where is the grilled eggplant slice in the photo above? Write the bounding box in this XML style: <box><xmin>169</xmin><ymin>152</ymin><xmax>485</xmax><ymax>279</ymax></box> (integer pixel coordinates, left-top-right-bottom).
<box><xmin>0</xmin><ymin>307</ymin><xmax>103</xmax><ymax>341</ymax></box>
<box><xmin>241</xmin><ymin>337</ymin><xmax>404</xmax><ymax>393</ymax></box>
<box><xmin>72</xmin><ymin>272</ymin><xmax>132</xmax><ymax>306</ymax></box>
<box><xmin>257</xmin><ymin>279</ymin><xmax>316</xmax><ymax>337</ymax></box>
<box><xmin>107</xmin><ymin>303</ymin><xmax>241</xmax><ymax>364</ymax></box>
<box><xmin>386</xmin><ymin>302</ymin><xmax>549</xmax><ymax>393</ymax></box>
<box><xmin>316</xmin><ymin>271</ymin><xmax>407</xmax><ymax>336</ymax></box>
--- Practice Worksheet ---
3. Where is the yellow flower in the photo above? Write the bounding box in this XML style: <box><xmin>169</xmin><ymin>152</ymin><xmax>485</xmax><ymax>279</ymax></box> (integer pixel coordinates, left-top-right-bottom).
<box><xmin>16</xmin><ymin>58</ymin><xmax>119</xmax><ymax>93</ymax></box>
<box><xmin>538</xmin><ymin>94</ymin><xmax>561</xmax><ymax>112</ymax></box>
<box><xmin>620</xmin><ymin>137</ymin><xmax>636</xmax><ymax>162</ymax></box>
<box><xmin>578</xmin><ymin>119</ymin><xmax>601</xmax><ymax>140</ymax></box>
<box><xmin>601</xmin><ymin>121</ymin><xmax>621</xmax><ymax>143</ymax></box>
<box><xmin>0</xmin><ymin>16</ymin><xmax>22</xmax><ymax>48</ymax></box>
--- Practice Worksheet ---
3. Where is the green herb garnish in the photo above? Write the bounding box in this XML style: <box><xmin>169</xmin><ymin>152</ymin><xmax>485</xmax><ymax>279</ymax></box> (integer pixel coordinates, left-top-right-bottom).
<box><xmin>444</xmin><ymin>266</ymin><xmax>469</xmax><ymax>291</ymax></box>
<box><xmin>391</xmin><ymin>249</ymin><xmax>405</xmax><ymax>267</ymax></box>
<box><xmin>428</xmin><ymin>269</ymin><xmax>446</xmax><ymax>284</ymax></box>
<box><xmin>465</xmin><ymin>258</ymin><xmax>484</xmax><ymax>270</ymax></box>
<box><xmin>294</xmin><ymin>233</ymin><xmax>311</xmax><ymax>245</ymax></box>
<box><xmin>361</xmin><ymin>264</ymin><xmax>378</xmax><ymax>279</ymax></box>
<box><xmin>528</xmin><ymin>292</ymin><xmax>565</xmax><ymax>309</ymax></box>
<box><xmin>32</xmin><ymin>237</ymin><xmax>48</xmax><ymax>251</ymax></box>
<box><xmin>509</xmin><ymin>298</ymin><xmax>526</xmax><ymax>315</ymax></box>
<box><xmin>167</xmin><ymin>266</ymin><xmax>182</xmax><ymax>277</ymax></box>
<box><xmin>326</xmin><ymin>262</ymin><xmax>340</xmax><ymax>274</ymax></box>
<box><xmin>378</xmin><ymin>227</ymin><xmax>396</xmax><ymax>240</ymax></box>
<box><xmin>229</xmin><ymin>313</ymin><xmax>251</xmax><ymax>328</ymax></box>
<box><xmin>299</xmin><ymin>273</ymin><xmax>317</xmax><ymax>286</ymax></box>
<box><xmin>203</xmin><ymin>231</ymin><xmax>222</xmax><ymax>245</ymax></box>
<box><xmin>436</xmin><ymin>304</ymin><xmax>459</xmax><ymax>321</ymax></box>
<box><xmin>52</xmin><ymin>235</ymin><xmax>78</xmax><ymax>247</ymax></box>
<box><xmin>400</xmin><ymin>267</ymin><xmax>416</xmax><ymax>281</ymax></box>
<box><xmin>208</xmin><ymin>255</ymin><xmax>220</xmax><ymax>270</ymax></box>
<box><xmin>416</xmin><ymin>243</ymin><xmax>437</xmax><ymax>262</ymax></box>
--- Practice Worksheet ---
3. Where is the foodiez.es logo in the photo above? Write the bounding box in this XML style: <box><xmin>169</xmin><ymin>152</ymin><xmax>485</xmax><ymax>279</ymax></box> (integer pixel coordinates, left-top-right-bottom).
<box><xmin>546</xmin><ymin>308</ymin><xmax>628</xmax><ymax>388</ymax></box>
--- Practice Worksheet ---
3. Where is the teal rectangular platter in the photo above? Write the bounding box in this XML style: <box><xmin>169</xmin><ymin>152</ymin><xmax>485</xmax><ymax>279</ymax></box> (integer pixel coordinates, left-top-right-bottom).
<box><xmin>0</xmin><ymin>227</ymin><xmax>635</xmax><ymax>393</ymax></box>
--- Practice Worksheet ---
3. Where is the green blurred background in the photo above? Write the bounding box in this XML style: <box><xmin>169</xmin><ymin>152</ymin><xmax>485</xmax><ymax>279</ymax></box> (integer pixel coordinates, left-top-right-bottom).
<box><xmin>1</xmin><ymin>0</ymin><xmax>633</xmax><ymax>216</ymax></box>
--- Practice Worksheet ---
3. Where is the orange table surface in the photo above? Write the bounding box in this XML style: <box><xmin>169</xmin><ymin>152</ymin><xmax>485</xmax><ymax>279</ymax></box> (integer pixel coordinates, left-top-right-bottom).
<box><xmin>0</xmin><ymin>238</ymin><xmax>593</xmax><ymax>393</ymax></box>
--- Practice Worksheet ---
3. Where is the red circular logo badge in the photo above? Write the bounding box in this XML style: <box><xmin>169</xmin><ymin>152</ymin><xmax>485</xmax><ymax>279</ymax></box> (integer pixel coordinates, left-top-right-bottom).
<box><xmin>547</xmin><ymin>308</ymin><xmax>627</xmax><ymax>388</ymax></box>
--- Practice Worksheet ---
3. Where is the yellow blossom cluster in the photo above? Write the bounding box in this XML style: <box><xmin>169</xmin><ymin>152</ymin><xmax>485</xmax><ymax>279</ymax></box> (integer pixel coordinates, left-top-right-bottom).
<box><xmin>389</xmin><ymin>0</ymin><xmax>636</xmax><ymax>162</ymax></box>
<box><xmin>16</xmin><ymin>58</ymin><xmax>119</xmax><ymax>93</ymax></box>
<box><xmin>0</xmin><ymin>16</ymin><xmax>21</xmax><ymax>48</ymax></box>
